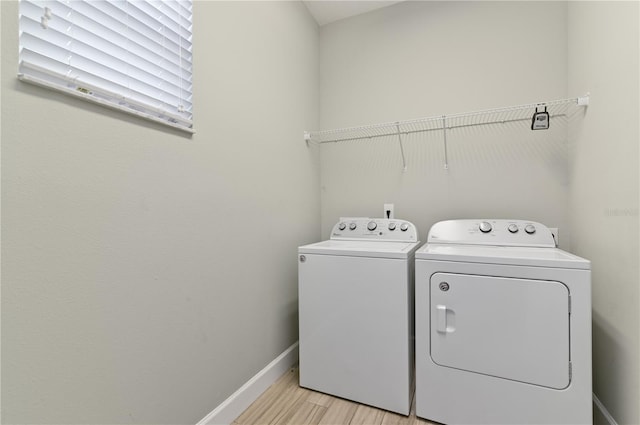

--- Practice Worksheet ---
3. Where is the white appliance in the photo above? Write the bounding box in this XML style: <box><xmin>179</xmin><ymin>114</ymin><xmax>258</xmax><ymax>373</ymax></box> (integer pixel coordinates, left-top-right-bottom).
<box><xmin>298</xmin><ymin>217</ymin><xmax>420</xmax><ymax>415</ymax></box>
<box><xmin>415</xmin><ymin>219</ymin><xmax>592</xmax><ymax>425</ymax></box>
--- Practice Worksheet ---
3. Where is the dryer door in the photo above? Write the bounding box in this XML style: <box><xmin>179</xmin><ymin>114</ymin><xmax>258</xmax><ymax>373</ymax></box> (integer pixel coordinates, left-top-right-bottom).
<box><xmin>430</xmin><ymin>272</ymin><xmax>570</xmax><ymax>389</ymax></box>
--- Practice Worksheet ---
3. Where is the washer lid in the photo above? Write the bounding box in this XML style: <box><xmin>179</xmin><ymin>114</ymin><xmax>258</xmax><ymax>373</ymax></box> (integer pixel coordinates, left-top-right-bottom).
<box><xmin>416</xmin><ymin>243</ymin><xmax>590</xmax><ymax>269</ymax></box>
<box><xmin>299</xmin><ymin>239</ymin><xmax>421</xmax><ymax>259</ymax></box>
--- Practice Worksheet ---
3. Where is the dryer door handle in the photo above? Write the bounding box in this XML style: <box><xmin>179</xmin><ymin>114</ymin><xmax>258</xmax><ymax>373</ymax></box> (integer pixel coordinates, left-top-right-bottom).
<box><xmin>436</xmin><ymin>305</ymin><xmax>447</xmax><ymax>333</ymax></box>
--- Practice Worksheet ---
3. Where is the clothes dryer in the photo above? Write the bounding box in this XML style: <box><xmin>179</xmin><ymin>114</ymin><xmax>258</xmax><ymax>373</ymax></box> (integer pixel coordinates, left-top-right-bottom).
<box><xmin>298</xmin><ymin>218</ymin><xmax>420</xmax><ymax>415</ymax></box>
<box><xmin>415</xmin><ymin>219</ymin><xmax>591</xmax><ymax>424</ymax></box>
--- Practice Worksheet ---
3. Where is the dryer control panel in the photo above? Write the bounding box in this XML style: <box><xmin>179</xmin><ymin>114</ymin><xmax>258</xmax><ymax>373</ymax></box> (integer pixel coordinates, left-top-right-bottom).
<box><xmin>427</xmin><ymin>219</ymin><xmax>556</xmax><ymax>247</ymax></box>
<box><xmin>331</xmin><ymin>217</ymin><xmax>418</xmax><ymax>242</ymax></box>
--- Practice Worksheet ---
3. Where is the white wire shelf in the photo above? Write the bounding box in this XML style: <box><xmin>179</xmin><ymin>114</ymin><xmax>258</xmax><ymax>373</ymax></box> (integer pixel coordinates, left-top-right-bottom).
<box><xmin>304</xmin><ymin>94</ymin><xmax>589</xmax><ymax>170</ymax></box>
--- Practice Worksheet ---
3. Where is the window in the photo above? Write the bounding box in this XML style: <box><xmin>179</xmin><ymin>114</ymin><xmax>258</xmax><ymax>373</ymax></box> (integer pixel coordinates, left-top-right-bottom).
<box><xmin>18</xmin><ymin>0</ymin><xmax>193</xmax><ymax>132</ymax></box>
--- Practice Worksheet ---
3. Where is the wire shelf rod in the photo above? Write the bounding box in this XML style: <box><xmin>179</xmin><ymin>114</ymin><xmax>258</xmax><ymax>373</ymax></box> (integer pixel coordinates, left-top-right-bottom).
<box><xmin>310</xmin><ymin>113</ymin><xmax>568</xmax><ymax>144</ymax></box>
<box><xmin>306</xmin><ymin>94</ymin><xmax>588</xmax><ymax>143</ymax></box>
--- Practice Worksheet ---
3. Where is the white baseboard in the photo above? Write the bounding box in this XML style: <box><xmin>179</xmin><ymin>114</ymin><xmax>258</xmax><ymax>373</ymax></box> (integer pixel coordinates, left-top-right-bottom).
<box><xmin>593</xmin><ymin>393</ymin><xmax>618</xmax><ymax>425</ymax></box>
<box><xmin>196</xmin><ymin>342</ymin><xmax>299</xmax><ymax>425</ymax></box>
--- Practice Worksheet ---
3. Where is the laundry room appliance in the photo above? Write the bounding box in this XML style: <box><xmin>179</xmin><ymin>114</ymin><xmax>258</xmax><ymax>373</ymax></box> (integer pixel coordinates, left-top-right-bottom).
<box><xmin>415</xmin><ymin>219</ymin><xmax>591</xmax><ymax>425</ymax></box>
<box><xmin>298</xmin><ymin>217</ymin><xmax>420</xmax><ymax>415</ymax></box>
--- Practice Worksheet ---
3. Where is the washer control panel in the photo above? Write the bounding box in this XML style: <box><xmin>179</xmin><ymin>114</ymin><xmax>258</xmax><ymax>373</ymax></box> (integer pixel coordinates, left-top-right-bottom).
<box><xmin>331</xmin><ymin>217</ymin><xmax>418</xmax><ymax>242</ymax></box>
<box><xmin>427</xmin><ymin>219</ymin><xmax>556</xmax><ymax>247</ymax></box>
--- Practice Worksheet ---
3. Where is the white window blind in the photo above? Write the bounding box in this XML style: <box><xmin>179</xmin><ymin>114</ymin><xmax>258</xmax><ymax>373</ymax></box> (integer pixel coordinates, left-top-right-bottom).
<box><xmin>18</xmin><ymin>0</ymin><xmax>193</xmax><ymax>132</ymax></box>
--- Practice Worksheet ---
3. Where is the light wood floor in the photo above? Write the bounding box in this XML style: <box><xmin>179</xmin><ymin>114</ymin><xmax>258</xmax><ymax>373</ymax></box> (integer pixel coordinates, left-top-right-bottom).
<box><xmin>233</xmin><ymin>367</ymin><xmax>438</xmax><ymax>425</ymax></box>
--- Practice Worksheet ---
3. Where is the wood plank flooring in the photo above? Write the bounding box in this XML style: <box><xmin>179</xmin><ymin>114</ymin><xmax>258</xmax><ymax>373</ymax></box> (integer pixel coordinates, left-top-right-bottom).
<box><xmin>233</xmin><ymin>367</ymin><xmax>437</xmax><ymax>425</ymax></box>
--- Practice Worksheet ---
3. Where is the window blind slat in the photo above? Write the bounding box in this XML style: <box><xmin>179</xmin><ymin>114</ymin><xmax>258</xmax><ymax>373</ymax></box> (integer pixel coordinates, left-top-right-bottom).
<box><xmin>20</xmin><ymin>14</ymin><xmax>192</xmax><ymax>100</ymax></box>
<box><xmin>74</xmin><ymin>1</ymin><xmax>192</xmax><ymax>65</ymax></box>
<box><xmin>21</xmin><ymin>13</ymin><xmax>193</xmax><ymax>93</ymax></box>
<box><xmin>19</xmin><ymin>54</ymin><xmax>193</xmax><ymax>114</ymax></box>
<box><xmin>163</xmin><ymin>1</ymin><xmax>193</xmax><ymax>35</ymax></box>
<box><xmin>19</xmin><ymin>72</ymin><xmax>194</xmax><ymax>132</ymax></box>
<box><xmin>79</xmin><ymin>0</ymin><xmax>194</xmax><ymax>66</ymax></box>
<box><xmin>19</xmin><ymin>59</ymin><xmax>193</xmax><ymax>124</ymax></box>
<box><xmin>19</xmin><ymin>0</ymin><xmax>193</xmax><ymax>131</ymax></box>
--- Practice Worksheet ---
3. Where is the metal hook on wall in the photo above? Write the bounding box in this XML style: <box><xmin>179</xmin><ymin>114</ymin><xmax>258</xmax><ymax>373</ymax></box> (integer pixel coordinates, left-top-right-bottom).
<box><xmin>442</xmin><ymin>115</ymin><xmax>449</xmax><ymax>170</ymax></box>
<box><xmin>395</xmin><ymin>122</ymin><xmax>408</xmax><ymax>172</ymax></box>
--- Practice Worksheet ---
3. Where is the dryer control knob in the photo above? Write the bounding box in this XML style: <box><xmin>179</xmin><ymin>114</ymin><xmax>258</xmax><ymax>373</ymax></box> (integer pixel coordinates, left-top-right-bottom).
<box><xmin>479</xmin><ymin>221</ymin><xmax>493</xmax><ymax>233</ymax></box>
<box><xmin>388</xmin><ymin>222</ymin><xmax>397</xmax><ymax>231</ymax></box>
<box><xmin>525</xmin><ymin>224</ymin><xmax>536</xmax><ymax>234</ymax></box>
<box><xmin>367</xmin><ymin>221</ymin><xmax>377</xmax><ymax>231</ymax></box>
<box><xmin>508</xmin><ymin>224</ymin><xmax>519</xmax><ymax>233</ymax></box>
<box><xmin>400</xmin><ymin>223</ymin><xmax>409</xmax><ymax>232</ymax></box>
<box><xmin>349</xmin><ymin>222</ymin><xmax>357</xmax><ymax>230</ymax></box>
<box><xmin>338</xmin><ymin>222</ymin><xmax>346</xmax><ymax>231</ymax></box>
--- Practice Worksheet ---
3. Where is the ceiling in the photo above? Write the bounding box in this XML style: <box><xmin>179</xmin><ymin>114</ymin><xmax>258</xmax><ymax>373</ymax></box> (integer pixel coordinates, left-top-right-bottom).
<box><xmin>303</xmin><ymin>1</ymin><xmax>404</xmax><ymax>26</ymax></box>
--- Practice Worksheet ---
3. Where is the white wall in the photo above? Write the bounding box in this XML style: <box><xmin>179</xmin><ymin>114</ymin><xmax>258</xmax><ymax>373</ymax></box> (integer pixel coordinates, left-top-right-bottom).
<box><xmin>319</xmin><ymin>2</ymin><xmax>639</xmax><ymax>423</ymax></box>
<box><xmin>1</xmin><ymin>1</ymin><xmax>319</xmax><ymax>423</ymax></box>
<box><xmin>567</xmin><ymin>2</ymin><xmax>639</xmax><ymax>424</ymax></box>
<box><xmin>318</xmin><ymin>1</ymin><xmax>570</xmax><ymax>241</ymax></box>
<box><xmin>3</xmin><ymin>1</ymin><xmax>639</xmax><ymax>424</ymax></box>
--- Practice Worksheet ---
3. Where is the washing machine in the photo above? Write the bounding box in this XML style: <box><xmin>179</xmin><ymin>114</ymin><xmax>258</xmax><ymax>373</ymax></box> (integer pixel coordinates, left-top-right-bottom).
<box><xmin>415</xmin><ymin>219</ymin><xmax>592</xmax><ymax>425</ymax></box>
<box><xmin>298</xmin><ymin>217</ymin><xmax>420</xmax><ymax>415</ymax></box>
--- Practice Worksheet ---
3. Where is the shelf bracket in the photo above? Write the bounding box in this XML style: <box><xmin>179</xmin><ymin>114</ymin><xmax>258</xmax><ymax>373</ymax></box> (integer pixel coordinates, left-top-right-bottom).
<box><xmin>442</xmin><ymin>115</ymin><xmax>449</xmax><ymax>170</ymax></box>
<box><xmin>395</xmin><ymin>122</ymin><xmax>408</xmax><ymax>172</ymax></box>
<box><xmin>577</xmin><ymin>93</ymin><xmax>590</xmax><ymax>106</ymax></box>
<box><xmin>303</xmin><ymin>131</ymin><xmax>311</xmax><ymax>146</ymax></box>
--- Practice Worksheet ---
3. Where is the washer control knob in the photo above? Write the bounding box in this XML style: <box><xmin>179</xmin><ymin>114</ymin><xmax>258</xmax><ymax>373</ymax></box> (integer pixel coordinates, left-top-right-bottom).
<box><xmin>400</xmin><ymin>223</ymin><xmax>409</xmax><ymax>232</ymax></box>
<box><xmin>525</xmin><ymin>224</ymin><xmax>536</xmax><ymax>234</ymax></box>
<box><xmin>479</xmin><ymin>221</ymin><xmax>493</xmax><ymax>233</ymax></box>
<box><xmin>338</xmin><ymin>222</ymin><xmax>346</xmax><ymax>231</ymax></box>
<box><xmin>349</xmin><ymin>222</ymin><xmax>357</xmax><ymax>231</ymax></box>
<box><xmin>367</xmin><ymin>221</ymin><xmax>377</xmax><ymax>231</ymax></box>
<box><xmin>508</xmin><ymin>224</ymin><xmax>519</xmax><ymax>233</ymax></box>
<box><xmin>388</xmin><ymin>222</ymin><xmax>397</xmax><ymax>231</ymax></box>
